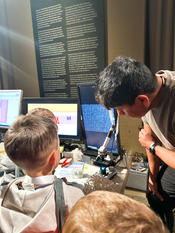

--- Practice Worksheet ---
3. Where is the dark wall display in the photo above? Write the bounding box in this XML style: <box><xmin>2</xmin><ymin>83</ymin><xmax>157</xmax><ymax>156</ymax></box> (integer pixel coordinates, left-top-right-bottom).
<box><xmin>30</xmin><ymin>0</ymin><xmax>106</xmax><ymax>98</ymax></box>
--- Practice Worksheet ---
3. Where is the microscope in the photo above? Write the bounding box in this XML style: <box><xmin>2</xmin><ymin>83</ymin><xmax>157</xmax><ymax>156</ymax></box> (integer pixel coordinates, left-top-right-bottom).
<box><xmin>93</xmin><ymin>109</ymin><xmax>122</xmax><ymax>168</ymax></box>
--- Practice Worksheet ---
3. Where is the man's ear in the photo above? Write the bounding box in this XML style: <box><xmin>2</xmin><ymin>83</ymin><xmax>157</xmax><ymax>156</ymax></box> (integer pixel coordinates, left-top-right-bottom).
<box><xmin>135</xmin><ymin>95</ymin><xmax>150</xmax><ymax>108</ymax></box>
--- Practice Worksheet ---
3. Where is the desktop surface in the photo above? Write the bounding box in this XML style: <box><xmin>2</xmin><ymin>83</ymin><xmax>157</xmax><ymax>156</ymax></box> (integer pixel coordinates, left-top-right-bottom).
<box><xmin>55</xmin><ymin>151</ymin><xmax>130</xmax><ymax>194</ymax></box>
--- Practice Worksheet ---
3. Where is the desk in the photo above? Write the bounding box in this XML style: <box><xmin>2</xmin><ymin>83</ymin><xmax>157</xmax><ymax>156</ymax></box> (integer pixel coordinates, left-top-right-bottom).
<box><xmin>0</xmin><ymin>141</ymin><xmax>131</xmax><ymax>195</ymax></box>
<box><xmin>55</xmin><ymin>153</ymin><xmax>131</xmax><ymax>194</ymax></box>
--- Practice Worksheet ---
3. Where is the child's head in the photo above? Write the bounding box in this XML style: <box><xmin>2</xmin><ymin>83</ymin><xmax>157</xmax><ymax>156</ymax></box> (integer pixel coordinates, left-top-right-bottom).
<box><xmin>63</xmin><ymin>191</ymin><xmax>168</xmax><ymax>233</ymax></box>
<box><xmin>4</xmin><ymin>114</ymin><xmax>59</xmax><ymax>175</ymax></box>
<box><xmin>28</xmin><ymin>108</ymin><xmax>56</xmax><ymax>122</ymax></box>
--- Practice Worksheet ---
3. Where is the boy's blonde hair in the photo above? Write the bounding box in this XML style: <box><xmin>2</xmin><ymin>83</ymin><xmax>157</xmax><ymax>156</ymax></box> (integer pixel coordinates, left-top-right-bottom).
<box><xmin>28</xmin><ymin>108</ymin><xmax>55</xmax><ymax>121</ymax></box>
<box><xmin>63</xmin><ymin>191</ymin><xmax>169</xmax><ymax>233</ymax></box>
<box><xmin>4</xmin><ymin>114</ymin><xmax>58</xmax><ymax>171</ymax></box>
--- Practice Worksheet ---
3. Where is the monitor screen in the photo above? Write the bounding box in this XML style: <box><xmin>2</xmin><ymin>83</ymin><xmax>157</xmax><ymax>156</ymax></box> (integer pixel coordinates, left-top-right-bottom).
<box><xmin>22</xmin><ymin>98</ymin><xmax>81</xmax><ymax>140</ymax></box>
<box><xmin>0</xmin><ymin>90</ymin><xmax>23</xmax><ymax>128</ymax></box>
<box><xmin>78</xmin><ymin>84</ymin><xmax>119</xmax><ymax>154</ymax></box>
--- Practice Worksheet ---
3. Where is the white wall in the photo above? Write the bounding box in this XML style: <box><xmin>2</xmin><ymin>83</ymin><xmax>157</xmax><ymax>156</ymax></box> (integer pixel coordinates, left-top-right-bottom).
<box><xmin>107</xmin><ymin>0</ymin><xmax>146</xmax><ymax>154</ymax></box>
<box><xmin>0</xmin><ymin>0</ymin><xmax>39</xmax><ymax>96</ymax></box>
<box><xmin>107</xmin><ymin>0</ymin><xmax>146</xmax><ymax>62</ymax></box>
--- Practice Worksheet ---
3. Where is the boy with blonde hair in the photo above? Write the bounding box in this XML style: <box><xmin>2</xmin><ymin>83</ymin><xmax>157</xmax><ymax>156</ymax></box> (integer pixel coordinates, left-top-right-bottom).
<box><xmin>63</xmin><ymin>190</ymin><xmax>169</xmax><ymax>233</ymax></box>
<box><xmin>28</xmin><ymin>107</ymin><xmax>56</xmax><ymax>121</ymax></box>
<box><xmin>0</xmin><ymin>108</ymin><xmax>56</xmax><ymax>181</ymax></box>
<box><xmin>0</xmin><ymin>114</ymin><xmax>84</xmax><ymax>233</ymax></box>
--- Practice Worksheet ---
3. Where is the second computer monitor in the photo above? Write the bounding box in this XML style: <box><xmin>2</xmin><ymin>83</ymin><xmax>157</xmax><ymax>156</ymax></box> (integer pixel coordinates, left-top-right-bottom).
<box><xmin>78</xmin><ymin>84</ymin><xmax>119</xmax><ymax>155</ymax></box>
<box><xmin>23</xmin><ymin>98</ymin><xmax>81</xmax><ymax>140</ymax></box>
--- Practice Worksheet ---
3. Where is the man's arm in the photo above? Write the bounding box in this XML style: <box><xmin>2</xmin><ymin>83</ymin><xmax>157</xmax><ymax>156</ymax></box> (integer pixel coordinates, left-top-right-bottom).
<box><xmin>139</xmin><ymin>123</ymin><xmax>163</xmax><ymax>200</ymax></box>
<box><xmin>139</xmin><ymin>124</ymin><xmax>175</xmax><ymax>169</ymax></box>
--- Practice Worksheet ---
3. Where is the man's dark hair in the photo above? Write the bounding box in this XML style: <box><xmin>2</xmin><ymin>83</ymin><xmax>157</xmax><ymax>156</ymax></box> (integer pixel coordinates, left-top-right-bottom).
<box><xmin>95</xmin><ymin>56</ymin><xmax>157</xmax><ymax>109</ymax></box>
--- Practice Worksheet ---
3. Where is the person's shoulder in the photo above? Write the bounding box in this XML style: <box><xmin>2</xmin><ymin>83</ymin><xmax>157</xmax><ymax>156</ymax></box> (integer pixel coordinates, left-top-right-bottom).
<box><xmin>156</xmin><ymin>70</ymin><xmax>175</xmax><ymax>80</ymax></box>
<box><xmin>62</xmin><ymin>180</ymin><xmax>84</xmax><ymax>211</ymax></box>
<box><xmin>0</xmin><ymin>176</ymin><xmax>25</xmax><ymax>200</ymax></box>
<box><xmin>62</xmin><ymin>181</ymin><xmax>84</xmax><ymax>197</ymax></box>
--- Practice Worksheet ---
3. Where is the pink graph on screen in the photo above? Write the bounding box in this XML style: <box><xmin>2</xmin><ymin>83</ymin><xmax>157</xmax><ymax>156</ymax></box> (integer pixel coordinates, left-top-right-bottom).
<box><xmin>55</xmin><ymin>116</ymin><xmax>60</xmax><ymax>124</ymax></box>
<box><xmin>0</xmin><ymin>100</ymin><xmax>8</xmax><ymax>123</ymax></box>
<box><xmin>55</xmin><ymin>115</ymin><xmax>76</xmax><ymax>125</ymax></box>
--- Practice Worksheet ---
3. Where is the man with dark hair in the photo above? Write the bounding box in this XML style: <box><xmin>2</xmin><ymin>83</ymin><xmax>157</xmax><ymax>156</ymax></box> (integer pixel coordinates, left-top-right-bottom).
<box><xmin>95</xmin><ymin>56</ymin><xmax>175</xmax><ymax>233</ymax></box>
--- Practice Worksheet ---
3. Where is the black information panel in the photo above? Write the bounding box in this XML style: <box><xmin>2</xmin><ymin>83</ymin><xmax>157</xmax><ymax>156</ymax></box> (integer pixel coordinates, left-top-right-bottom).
<box><xmin>30</xmin><ymin>0</ymin><xmax>106</xmax><ymax>98</ymax></box>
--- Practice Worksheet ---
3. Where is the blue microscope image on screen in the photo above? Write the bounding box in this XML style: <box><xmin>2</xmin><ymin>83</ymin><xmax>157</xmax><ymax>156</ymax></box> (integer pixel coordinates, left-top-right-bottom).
<box><xmin>78</xmin><ymin>84</ymin><xmax>118</xmax><ymax>153</ymax></box>
<box><xmin>82</xmin><ymin>104</ymin><xmax>112</xmax><ymax>132</ymax></box>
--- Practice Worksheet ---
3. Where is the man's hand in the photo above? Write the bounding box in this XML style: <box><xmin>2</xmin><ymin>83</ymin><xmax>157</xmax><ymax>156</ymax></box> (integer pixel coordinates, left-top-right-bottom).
<box><xmin>139</xmin><ymin>124</ymin><xmax>164</xmax><ymax>201</ymax></box>
<box><xmin>139</xmin><ymin>128</ymin><xmax>154</xmax><ymax>149</ymax></box>
<box><xmin>147</xmin><ymin>176</ymin><xmax>164</xmax><ymax>201</ymax></box>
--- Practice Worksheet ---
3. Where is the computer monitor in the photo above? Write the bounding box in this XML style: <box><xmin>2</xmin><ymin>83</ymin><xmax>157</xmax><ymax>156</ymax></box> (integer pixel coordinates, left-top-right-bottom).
<box><xmin>22</xmin><ymin>98</ymin><xmax>81</xmax><ymax>140</ymax></box>
<box><xmin>78</xmin><ymin>84</ymin><xmax>120</xmax><ymax>156</ymax></box>
<box><xmin>0</xmin><ymin>90</ymin><xmax>23</xmax><ymax>129</ymax></box>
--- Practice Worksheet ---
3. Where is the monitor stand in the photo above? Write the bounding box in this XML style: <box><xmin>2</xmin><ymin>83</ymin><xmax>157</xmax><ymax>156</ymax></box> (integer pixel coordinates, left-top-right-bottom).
<box><xmin>93</xmin><ymin>159</ymin><xmax>116</xmax><ymax>167</ymax></box>
<box><xmin>93</xmin><ymin>153</ymin><xmax>123</xmax><ymax>167</ymax></box>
